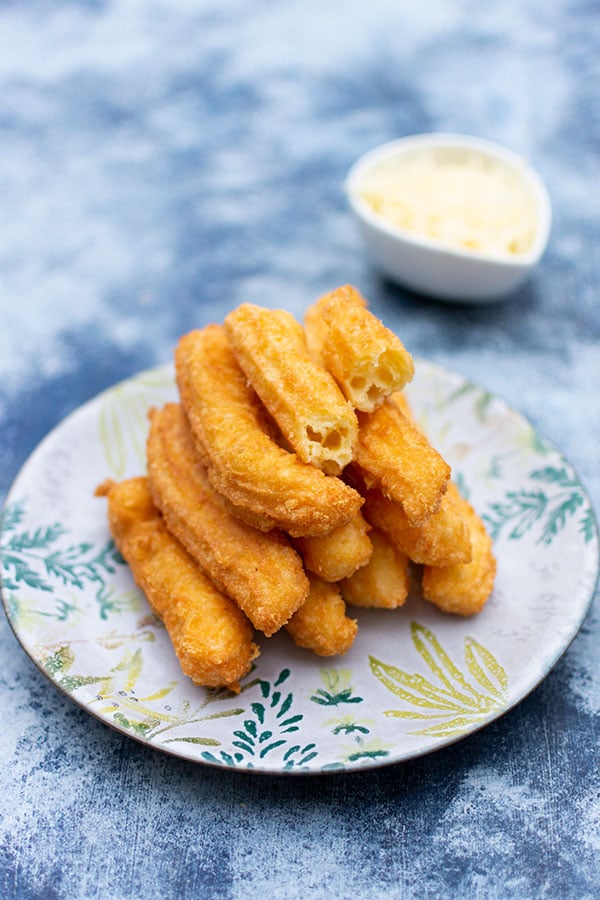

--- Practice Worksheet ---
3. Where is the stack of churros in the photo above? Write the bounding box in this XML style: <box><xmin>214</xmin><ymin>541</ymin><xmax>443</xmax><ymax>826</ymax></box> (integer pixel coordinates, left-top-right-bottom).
<box><xmin>96</xmin><ymin>284</ymin><xmax>496</xmax><ymax>691</ymax></box>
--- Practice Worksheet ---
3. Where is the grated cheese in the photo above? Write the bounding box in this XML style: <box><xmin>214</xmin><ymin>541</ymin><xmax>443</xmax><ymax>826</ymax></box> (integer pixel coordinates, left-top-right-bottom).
<box><xmin>358</xmin><ymin>149</ymin><xmax>537</xmax><ymax>257</ymax></box>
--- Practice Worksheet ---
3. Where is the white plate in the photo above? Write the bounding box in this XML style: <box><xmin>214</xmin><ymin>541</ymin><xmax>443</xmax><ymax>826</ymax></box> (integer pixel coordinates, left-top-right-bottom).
<box><xmin>1</xmin><ymin>361</ymin><xmax>598</xmax><ymax>773</ymax></box>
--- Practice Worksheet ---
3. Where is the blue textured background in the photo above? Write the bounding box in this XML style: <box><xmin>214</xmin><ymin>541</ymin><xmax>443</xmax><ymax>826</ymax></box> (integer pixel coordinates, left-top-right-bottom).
<box><xmin>1</xmin><ymin>2</ymin><xmax>599</xmax><ymax>897</ymax></box>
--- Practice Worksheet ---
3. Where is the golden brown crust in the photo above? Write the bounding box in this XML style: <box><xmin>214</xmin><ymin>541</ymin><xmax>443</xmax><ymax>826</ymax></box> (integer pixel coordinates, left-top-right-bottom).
<box><xmin>340</xmin><ymin>526</ymin><xmax>411</xmax><ymax>609</ymax></box>
<box><xmin>353</xmin><ymin>393</ymin><xmax>451</xmax><ymax>526</ymax></box>
<box><xmin>304</xmin><ymin>284</ymin><xmax>414</xmax><ymax>412</ymax></box>
<box><xmin>421</xmin><ymin>499</ymin><xmax>496</xmax><ymax>616</ymax></box>
<box><xmin>293</xmin><ymin>512</ymin><xmax>372</xmax><ymax>582</ymax></box>
<box><xmin>224</xmin><ymin>303</ymin><xmax>358</xmax><ymax>475</ymax></box>
<box><xmin>285</xmin><ymin>575</ymin><xmax>358</xmax><ymax>657</ymax></box>
<box><xmin>98</xmin><ymin>477</ymin><xmax>258</xmax><ymax>692</ymax></box>
<box><xmin>146</xmin><ymin>402</ymin><xmax>310</xmax><ymax>637</ymax></box>
<box><xmin>361</xmin><ymin>480</ymin><xmax>472</xmax><ymax>566</ymax></box>
<box><xmin>175</xmin><ymin>325</ymin><xmax>363</xmax><ymax>537</ymax></box>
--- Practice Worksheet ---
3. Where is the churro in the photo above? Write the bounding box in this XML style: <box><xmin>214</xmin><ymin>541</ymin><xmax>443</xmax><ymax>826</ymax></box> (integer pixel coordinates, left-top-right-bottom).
<box><xmin>225</xmin><ymin>303</ymin><xmax>358</xmax><ymax>475</ymax></box>
<box><xmin>175</xmin><ymin>325</ymin><xmax>363</xmax><ymax>537</ymax></box>
<box><xmin>293</xmin><ymin>512</ymin><xmax>372</xmax><ymax>582</ymax></box>
<box><xmin>96</xmin><ymin>288</ymin><xmax>497</xmax><ymax>685</ymax></box>
<box><xmin>422</xmin><ymin>498</ymin><xmax>496</xmax><ymax>616</ymax></box>
<box><xmin>146</xmin><ymin>402</ymin><xmax>310</xmax><ymax>637</ymax></box>
<box><xmin>285</xmin><ymin>575</ymin><xmax>358</xmax><ymax>656</ymax></box>
<box><xmin>304</xmin><ymin>284</ymin><xmax>414</xmax><ymax>412</ymax></box>
<box><xmin>341</xmin><ymin>526</ymin><xmax>411</xmax><ymax>609</ymax></box>
<box><xmin>361</xmin><ymin>480</ymin><xmax>472</xmax><ymax>567</ymax></box>
<box><xmin>353</xmin><ymin>393</ymin><xmax>451</xmax><ymax>526</ymax></box>
<box><xmin>95</xmin><ymin>477</ymin><xmax>258</xmax><ymax>692</ymax></box>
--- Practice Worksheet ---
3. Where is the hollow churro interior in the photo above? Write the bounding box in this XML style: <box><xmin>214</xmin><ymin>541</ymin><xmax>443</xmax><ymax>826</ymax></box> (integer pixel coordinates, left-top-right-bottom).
<box><xmin>304</xmin><ymin>417</ymin><xmax>355</xmax><ymax>475</ymax></box>
<box><xmin>348</xmin><ymin>346</ymin><xmax>413</xmax><ymax>412</ymax></box>
<box><xmin>304</xmin><ymin>284</ymin><xmax>415</xmax><ymax>413</ymax></box>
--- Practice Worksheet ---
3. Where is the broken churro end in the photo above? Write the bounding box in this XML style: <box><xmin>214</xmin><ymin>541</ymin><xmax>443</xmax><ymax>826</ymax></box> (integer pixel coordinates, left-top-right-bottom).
<box><xmin>304</xmin><ymin>284</ymin><xmax>415</xmax><ymax>412</ymax></box>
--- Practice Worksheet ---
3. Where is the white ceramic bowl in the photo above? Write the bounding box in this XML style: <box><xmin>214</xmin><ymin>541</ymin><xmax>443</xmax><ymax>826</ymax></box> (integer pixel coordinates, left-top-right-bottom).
<box><xmin>346</xmin><ymin>133</ymin><xmax>552</xmax><ymax>302</ymax></box>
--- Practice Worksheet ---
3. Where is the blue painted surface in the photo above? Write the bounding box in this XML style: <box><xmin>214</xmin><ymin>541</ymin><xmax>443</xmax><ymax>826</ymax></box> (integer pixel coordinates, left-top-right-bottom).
<box><xmin>1</xmin><ymin>1</ymin><xmax>599</xmax><ymax>897</ymax></box>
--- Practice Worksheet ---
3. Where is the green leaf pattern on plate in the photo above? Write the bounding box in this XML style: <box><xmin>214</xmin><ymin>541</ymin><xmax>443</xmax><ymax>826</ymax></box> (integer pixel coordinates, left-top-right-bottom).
<box><xmin>201</xmin><ymin>669</ymin><xmax>321</xmax><ymax>770</ymax></box>
<box><xmin>1</xmin><ymin>499</ymin><xmax>128</xmax><ymax>621</ymax></box>
<box><xmin>310</xmin><ymin>667</ymin><xmax>364</xmax><ymax>706</ymax></box>
<box><xmin>484</xmin><ymin>465</ymin><xmax>592</xmax><ymax>545</ymax></box>
<box><xmin>308</xmin><ymin>668</ymin><xmax>395</xmax><ymax>764</ymax></box>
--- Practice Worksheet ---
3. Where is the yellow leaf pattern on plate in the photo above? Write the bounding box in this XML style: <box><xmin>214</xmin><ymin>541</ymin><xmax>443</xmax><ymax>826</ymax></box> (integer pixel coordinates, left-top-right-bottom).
<box><xmin>370</xmin><ymin>622</ymin><xmax>508</xmax><ymax>737</ymax></box>
<box><xmin>98</xmin><ymin>366</ymin><xmax>174</xmax><ymax>476</ymax></box>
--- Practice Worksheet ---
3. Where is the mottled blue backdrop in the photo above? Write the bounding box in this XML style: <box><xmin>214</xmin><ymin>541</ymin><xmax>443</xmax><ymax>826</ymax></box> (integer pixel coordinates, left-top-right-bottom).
<box><xmin>1</xmin><ymin>2</ymin><xmax>599</xmax><ymax>898</ymax></box>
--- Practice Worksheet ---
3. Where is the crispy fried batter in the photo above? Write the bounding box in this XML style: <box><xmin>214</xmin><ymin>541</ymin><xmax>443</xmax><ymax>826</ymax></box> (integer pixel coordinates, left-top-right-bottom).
<box><xmin>293</xmin><ymin>512</ymin><xmax>372</xmax><ymax>582</ymax></box>
<box><xmin>361</xmin><ymin>480</ymin><xmax>472</xmax><ymax>566</ymax></box>
<box><xmin>146</xmin><ymin>403</ymin><xmax>310</xmax><ymax>637</ymax></box>
<box><xmin>353</xmin><ymin>392</ymin><xmax>451</xmax><ymax>526</ymax></box>
<box><xmin>285</xmin><ymin>575</ymin><xmax>358</xmax><ymax>656</ymax></box>
<box><xmin>421</xmin><ymin>498</ymin><xmax>496</xmax><ymax>616</ymax></box>
<box><xmin>224</xmin><ymin>303</ymin><xmax>358</xmax><ymax>475</ymax></box>
<box><xmin>340</xmin><ymin>526</ymin><xmax>411</xmax><ymax>609</ymax></box>
<box><xmin>175</xmin><ymin>325</ymin><xmax>363</xmax><ymax>537</ymax></box>
<box><xmin>304</xmin><ymin>284</ymin><xmax>414</xmax><ymax>412</ymax></box>
<box><xmin>95</xmin><ymin>477</ymin><xmax>258</xmax><ymax>692</ymax></box>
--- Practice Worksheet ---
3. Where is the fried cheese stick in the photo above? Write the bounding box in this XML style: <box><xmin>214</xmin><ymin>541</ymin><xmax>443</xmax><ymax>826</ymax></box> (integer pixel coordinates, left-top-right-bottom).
<box><xmin>285</xmin><ymin>575</ymin><xmax>358</xmax><ymax>656</ymax></box>
<box><xmin>224</xmin><ymin>303</ymin><xmax>358</xmax><ymax>475</ymax></box>
<box><xmin>293</xmin><ymin>512</ymin><xmax>372</xmax><ymax>582</ymax></box>
<box><xmin>352</xmin><ymin>393</ymin><xmax>451</xmax><ymax>527</ymax></box>
<box><xmin>146</xmin><ymin>403</ymin><xmax>310</xmax><ymax>637</ymax></box>
<box><xmin>95</xmin><ymin>477</ymin><xmax>258</xmax><ymax>692</ymax></box>
<box><xmin>304</xmin><ymin>284</ymin><xmax>414</xmax><ymax>412</ymax></box>
<box><xmin>421</xmin><ymin>499</ymin><xmax>496</xmax><ymax>616</ymax></box>
<box><xmin>360</xmin><ymin>480</ymin><xmax>472</xmax><ymax>567</ymax></box>
<box><xmin>175</xmin><ymin>325</ymin><xmax>363</xmax><ymax>537</ymax></box>
<box><xmin>340</xmin><ymin>526</ymin><xmax>411</xmax><ymax>609</ymax></box>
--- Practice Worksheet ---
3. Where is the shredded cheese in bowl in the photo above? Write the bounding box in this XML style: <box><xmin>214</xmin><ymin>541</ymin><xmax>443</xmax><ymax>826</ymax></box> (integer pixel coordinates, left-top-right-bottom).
<box><xmin>358</xmin><ymin>149</ymin><xmax>538</xmax><ymax>257</ymax></box>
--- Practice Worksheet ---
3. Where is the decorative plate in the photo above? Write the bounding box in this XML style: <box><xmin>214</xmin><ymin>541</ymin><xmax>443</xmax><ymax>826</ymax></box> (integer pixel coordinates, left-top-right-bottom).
<box><xmin>1</xmin><ymin>361</ymin><xmax>598</xmax><ymax>773</ymax></box>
